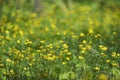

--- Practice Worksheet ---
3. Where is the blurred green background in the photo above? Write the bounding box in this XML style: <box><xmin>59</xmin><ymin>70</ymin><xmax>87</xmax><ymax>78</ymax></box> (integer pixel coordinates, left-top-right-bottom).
<box><xmin>0</xmin><ymin>0</ymin><xmax>120</xmax><ymax>16</ymax></box>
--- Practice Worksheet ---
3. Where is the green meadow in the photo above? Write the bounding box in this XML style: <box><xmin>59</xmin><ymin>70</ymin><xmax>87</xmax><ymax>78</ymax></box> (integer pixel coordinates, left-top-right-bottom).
<box><xmin>0</xmin><ymin>0</ymin><xmax>120</xmax><ymax>80</ymax></box>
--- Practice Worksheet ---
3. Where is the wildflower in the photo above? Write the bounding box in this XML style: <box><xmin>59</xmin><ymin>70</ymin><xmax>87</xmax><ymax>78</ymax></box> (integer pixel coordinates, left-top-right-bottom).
<box><xmin>51</xmin><ymin>24</ymin><xmax>56</xmax><ymax>29</ymax></box>
<box><xmin>17</xmin><ymin>40</ymin><xmax>20</xmax><ymax>44</ymax></box>
<box><xmin>86</xmin><ymin>45</ymin><xmax>91</xmax><ymax>50</ymax></box>
<box><xmin>79</xmin><ymin>33</ymin><xmax>85</xmax><ymax>37</ymax></box>
<box><xmin>89</xmin><ymin>29</ymin><xmax>94</xmax><ymax>34</ymax></box>
<box><xmin>72</xmin><ymin>35</ymin><xmax>77</xmax><ymax>38</ymax></box>
<box><xmin>89</xmin><ymin>41</ymin><xmax>92</xmax><ymax>44</ymax></box>
<box><xmin>82</xmin><ymin>40</ymin><xmax>87</xmax><ymax>44</ymax></box>
<box><xmin>79</xmin><ymin>44</ymin><xmax>83</xmax><ymax>49</ymax></box>
<box><xmin>26</xmin><ymin>57</ymin><xmax>29</xmax><ymax>60</ymax></box>
<box><xmin>63</xmin><ymin>44</ymin><xmax>68</xmax><ymax>49</ymax></box>
<box><xmin>94</xmin><ymin>67</ymin><xmax>100</xmax><ymax>71</ymax></box>
<box><xmin>10</xmin><ymin>70</ymin><xmax>14</xmax><ymax>74</ymax></box>
<box><xmin>59</xmin><ymin>40</ymin><xmax>64</xmax><ymax>43</ymax></box>
<box><xmin>101</xmin><ymin>53</ymin><xmax>106</xmax><ymax>57</ymax></box>
<box><xmin>66</xmin><ymin>57</ymin><xmax>70</xmax><ymax>61</ymax></box>
<box><xmin>56</xmin><ymin>45</ymin><xmax>60</xmax><ymax>49</ymax></box>
<box><xmin>6</xmin><ymin>58</ymin><xmax>11</xmax><ymax>62</ymax></box>
<box><xmin>99</xmin><ymin>45</ymin><xmax>103</xmax><ymax>48</ymax></box>
<box><xmin>81</xmin><ymin>50</ymin><xmax>85</xmax><ymax>54</ymax></box>
<box><xmin>97</xmin><ymin>34</ymin><xmax>101</xmax><ymax>37</ymax></box>
<box><xmin>19</xmin><ymin>30</ymin><xmax>24</xmax><ymax>36</ymax></box>
<box><xmin>25</xmin><ymin>39</ymin><xmax>32</xmax><ymax>45</ymax></box>
<box><xmin>6</xmin><ymin>36</ymin><xmax>11</xmax><ymax>40</ymax></box>
<box><xmin>37</xmin><ymin>50</ymin><xmax>41</xmax><ymax>52</ymax></box>
<box><xmin>111</xmin><ymin>52</ymin><xmax>117</xmax><ymax>58</ymax></box>
<box><xmin>45</xmin><ymin>27</ymin><xmax>49</xmax><ymax>32</ymax></box>
<box><xmin>56</xmin><ymin>32</ymin><xmax>60</xmax><ymax>35</ymax></box>
<box><xmin>99</xmin><ymin>45</ymin><xmax>108</xmax><ymax>51</ymax></box>
<box><xmin>39</xmin><ymin>46</ymin><xmax>43</xmax><ymax>49</ymax></box>
<box><xmin>63</xmin><ymin>31</ymin><xmax>66</xmax><ymax>36</ymax></box>
<box><xmin>0</xmin><ymin>64</ymin><xmax>4</xmax><ymax>68</ymax></box>
<box><xmin>63</xmin><ymin>49</ymin><xmax>69</xmax><ymax>53</ymax></box>
<box><xmin>78</xmin><ymin>56</ymin><xmax>84</xmax><ymax>60</ymax></box>
<box><xmin>5</xmin><ymin>30</ymin><xmax>9</xmax><ymax>34</ymax></box>
<box><xmin>67</xmin><ymin>52</ymin><xmax>71</xmax><ymax>55</ymax></box>
<box><xmin>113</xmin><ymin>32</ymin><xmax>117</xmax><ymax>35</ymax></box>
<box><xmin>106</xmin><ymin>60</ymin><xmax>110</xmax><ymax>63</ymax></box>
<box><xmin>111</xmin><ymin>61</ymin><xmax>118</xmax><ymax>67</ymax></box>
<box><xmin>95</xmin><ymin>34</ymin><xmax>101</xmax><ymax>38</ymax></box>
<box><xmin>62</xmin><ymin>62</ymin><xmax>66</xmax><ymax>65</ymax></box>
<box><xmin>117</xmin><ymin>53</ymin><xmax>120</xmax><ymax>57</ymax></box>
<box><xmin>24</xmin><ymin>67</ymin><xmax>27</xmax><ymax>70</ymax></box>
<box><xmin>102</xmin><ymin>47</ymin><xmax>108</xmax><ymax>51</ymax></box>
<box><xmin>3</xmin><ymin>72</ymin><xmax>8</xmax><ymax>76</ymax></box>
<box><xmin>98</xmin><ymin>74</ymin><xmax>109</xmax><ymax>80</ymax></box>
<box><xmin>29</xmin><ymin>63</ymin><xmax>33</xmax><ymax>67</ymax></box>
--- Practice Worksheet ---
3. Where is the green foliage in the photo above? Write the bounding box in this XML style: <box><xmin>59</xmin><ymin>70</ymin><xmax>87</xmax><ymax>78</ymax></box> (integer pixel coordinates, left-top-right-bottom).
<box><xmin>0</xmin><ymin>0</ymin><xmax>120</xmax><ymax>80</ymax></box>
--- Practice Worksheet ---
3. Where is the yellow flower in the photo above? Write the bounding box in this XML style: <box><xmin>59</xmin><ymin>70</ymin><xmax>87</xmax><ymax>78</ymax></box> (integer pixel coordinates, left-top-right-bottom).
<box><xmin>19</xmin><ymin>30</ymin><xmax>24</xmax><ymax>36</ymax></box>
<box><xmin>89</xmin><ymin>29</ymin><xmax>94</xmax><ymax>34</ymax></box>
<box><xmin>81</xmin><ymin>50</ymin><xmax>85</xmax><ymax>54</ymax></box>
<box><xmin>78</xmin><ymin>56</ymin><xmax>84</xmax><ymax>60</ymax></box>
<box><xmin>6</xmin><ymin>36</ymin><xmax>11</xmax><ymax>40</ymax></box>
<box><xmin>82</xmin><ymin>40</ymin><xmax>87</xmax><ymax>44</ymax></box>
<box><xmin>111</xmin><ymin>52</ymin><xmax>117</xmax><ymax>58</ymax></box>
<box><xmin>62</xmin><ymin>62</ymin><xmax>66</xmax><ymax>65</ymax></box>
<box><xmin>94</xmin><ymin>67</ymin><xmax>100</xmax><ymax>71</ymax></box>
<box><xmin>106</xmin><ymin>60</ymin><xmax>110</xmax><ymax>63</ymax></box>
<box><xmin>113</xmin><ymin>32</ymin><xmax>117</xmax><ymax>35</ymax></box>
<box><xmin>56</xmin><ymin>45</ymin><xmax>60</xmax><ymax>49</ymax></box>
<box><xmin>98</xmin><ymin>74</ymin><xmax>109</xmax><ymax>80</ymax></box>
<box><xmin>29</xmin><ymin>63</ymin><xmax>33</xmax><ymax>67</ymax></box>
<box><xmin>117</xmin><ymin>53</ymin><xmax>120</xmax><ymax>57</ymax></box>
<box><xmin>101</xmin><ymin>53</ymin><xmax>106</xmax><ymax>57</ymax></box>
<box><xmin>79</xmin><ymin>33</ymin><xmax>85</xmax><ymax>37</ymax></box>
<box><xmin>66</xmin><ymin>57</ymin><xmax>70</xmax><ymax>61</ymax></box>
<box><xmin>67</xmin><ymin>52</ymin><xmax>71</xmax><ymax>55</ymax></box>
<box><xmin>45</xmin><ymin>27</ymin><xmax>49</xmax><ymax>32</ymax></box>
<box><xmin>40</xmin><ymin>40</ymin><xmax>45</xmax><ymax>44</ymax></box>
<box><xmin>56</xmin><ymin>32</ymin><xmax>60</xmax><ymax>35</ymax></box>
<box><xmin>6</xmin><ymin>58</ymin><xmax>11</xmax><ymax>62</ymax></box>
<box><xmin>0</xmin><ymin>64</ymin><xmax>4</xmax><ymax>68</ymax></box>
<box><xmin>82</xmin><ymin>47</ymin><xmax>87</xmax><ymax>51</ymax></box>
<box><xmin>111</xmin><ymin>61</ymin><xmax>118</xmax><ymax>67</ymax></box>
<box><xmin>24</xmin><ymin>67</ymin><xmax>27</xmax><ymax>70</ymax></box>
<box><xmin>79</xmin><ymin>44</ymin><xmax>83</xmax><ymax>49</ymax></box>
<box><xmin>86</xmin><ymin>45</ymin><xmax>91</xmax><ymax>50</ymax></box>
<box><xmin>102</xmin><ymin>47</ymin><xmax>108</xmax><ymax>51</ymax></box>
<box><xmin>63</xmin><ymin>44</ymin><xmax>68</xmax><ymax>49</ymax></box>
<box><xmin>63</xmin><ymin>49</ymin><xmax>69</xmax><ymax>53</ymax></box>
<box><xmin>25</xmin><ymin>39</ymin><xmax>32</xmax><ymax>45</ymax></box>
<box><xmin>10</xmin><ymin>70</ymin><xmax>14</xmax><ymax>74</ymax></box>
<box><xmin>5</xmin><ymin>30</ymin><xmax>9</xmax><ymax>34</ymax></box>
<box><xmin>17</xmin><ymin>40</ymin><xmax>20</xmax><ymax>44</ymax></box>
<box><xmin>99</xmin><ymin>45</ymin><xmax>103</xmax><ymax>48</ymax></box>
<box><xmin>99</xmin><ymin>45</ymin><xmax>108</xmax><ymax>51</ymax></box>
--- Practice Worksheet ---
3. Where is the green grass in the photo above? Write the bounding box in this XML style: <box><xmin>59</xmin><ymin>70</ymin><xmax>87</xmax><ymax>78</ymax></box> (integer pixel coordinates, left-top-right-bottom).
<box><xmin>0</xmin><ymin>1</ymin><xmax>120</xmax><ymax>80</ymax></box>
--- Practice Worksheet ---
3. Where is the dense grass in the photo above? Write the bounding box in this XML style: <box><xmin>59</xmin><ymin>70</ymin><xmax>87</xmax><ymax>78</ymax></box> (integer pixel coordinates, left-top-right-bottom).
<box><xmin>0</xmin><ymin>1</ymin><xmax>120</xmax><ymax>80</ymax></box>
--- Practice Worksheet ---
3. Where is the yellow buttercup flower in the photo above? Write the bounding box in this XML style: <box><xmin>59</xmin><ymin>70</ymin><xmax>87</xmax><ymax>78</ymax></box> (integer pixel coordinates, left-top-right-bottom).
<box><xmin>94</xmin><ymin>67</ymin><xmax>100</xmax><ymax>71</ymax></box>
<box><xmin>62</xmin><ymin>62</ymin><xmax>66</xmax><ymax>65</ymax></box>
<box><xmin>82</xmin><ymin>40</ymin><xmax>87</xmax><ymax>44</ymax></box>
<box><xmin>79</xmin><ymin>33</ymin><xmax>85</xmax><ymax>37</ymax></box>
<box><xmin>66</xmin><ymin>57</ymin><xmax>70</xmax><ymax>61</ymax></box>
<box><xmin>98</xmin><ymin>74</ymin><xmax>109</xmax><ymax>80</ymax></box>
<box><xmin>78</xmin><ymin>56</ymin><xmax>84</xmax><ymax>60</ymax></box>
